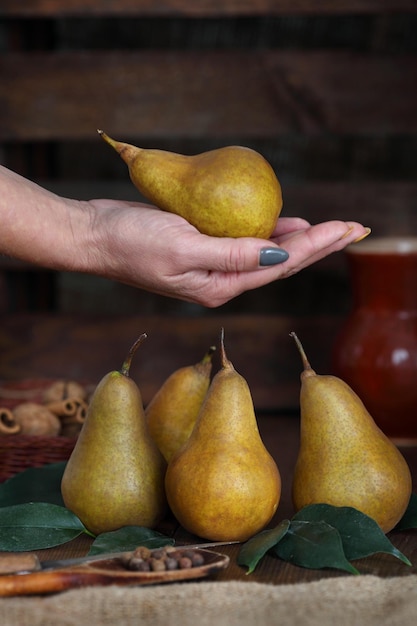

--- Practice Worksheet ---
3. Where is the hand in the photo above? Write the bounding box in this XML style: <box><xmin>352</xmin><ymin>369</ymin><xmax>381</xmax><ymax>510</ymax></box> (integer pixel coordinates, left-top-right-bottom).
<box><xmin>88</xmin><ymin>199</ymin><xmax>370</xmax><ymax>307</ymax></box>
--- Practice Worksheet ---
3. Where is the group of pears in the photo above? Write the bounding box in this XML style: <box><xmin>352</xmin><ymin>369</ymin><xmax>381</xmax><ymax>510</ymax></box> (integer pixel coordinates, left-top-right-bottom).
<box><xmin>62</xmin><ymin>330</ymin><xmax>281</xmax><ymax>540</ymax></box>
<box><xmin>61</xmin><ymin>329</ymin><xmax>412</xmax><ymax>542</ymax></box>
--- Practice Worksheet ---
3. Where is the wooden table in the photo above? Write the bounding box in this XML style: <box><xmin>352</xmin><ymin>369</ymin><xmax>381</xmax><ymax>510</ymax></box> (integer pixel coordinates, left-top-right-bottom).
<box><xmin>25</xmin><ymin>413</ymin><xmax>417</xmax><ymax>585</ymax></box>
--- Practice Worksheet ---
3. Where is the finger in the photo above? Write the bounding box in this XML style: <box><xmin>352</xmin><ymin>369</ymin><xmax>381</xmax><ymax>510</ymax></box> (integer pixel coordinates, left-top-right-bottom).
<box><xmin>281</xmin><ymin>221</ymin><xmax>371</xmax><ymax>275</ymax></box>
<box><xmin>186</xmin><ymin>235</ymin><xmax>289</xmax><ymax>273</ymax></box>
<box><xmin>193</xmin><ymin>220</ymin><xmax>369</xmax><ymax>275</ymax></box>
<box><xmin>270</xmin><ymin>216</ymin><xmax>311</xmax><ymax>237</ymax></box>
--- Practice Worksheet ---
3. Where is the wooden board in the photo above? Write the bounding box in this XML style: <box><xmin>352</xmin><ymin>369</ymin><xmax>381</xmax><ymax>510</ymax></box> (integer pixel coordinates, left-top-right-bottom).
<box><xmin>1</xmin><ymin>51</ymin><xmax>416</xmax><ymax>141</ymax></box>
<box><xmin>0</xmin><ymin>313</ymin><xmax>343</xmax><ymax>411</ymax></box>
<box><xmin>1</xmin><ymin>1</ymin><xmax>416</xmax><ymax>18</ymax></box>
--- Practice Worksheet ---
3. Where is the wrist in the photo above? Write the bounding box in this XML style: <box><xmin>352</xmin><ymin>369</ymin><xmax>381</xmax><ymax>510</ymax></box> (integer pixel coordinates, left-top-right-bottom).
<box><xmin>0</xmin><ymin>165</ymin><xmax>97</xmax><ymax>273</ymax></box>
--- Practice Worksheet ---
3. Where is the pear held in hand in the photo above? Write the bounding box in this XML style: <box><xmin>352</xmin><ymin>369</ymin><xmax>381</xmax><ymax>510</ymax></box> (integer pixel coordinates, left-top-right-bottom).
<box><xmin>290</xmin><ymin>332</ymin><xmax>412</xmax><ymax>534</ymax></box>
<box><xmin>98</xmin><ymin>130</ymin><xmax>282</xmax><ymax>239</ymax></box>
<box><xmin>146</xmin><ymin>346</ymin><xmax>216</xmax><ymax>462</ymax></box>
<box><xmin>165</xmin><ymin>329</ymin><xmax>281</xmax><ymax>542</ymax></box>
<box><xmin>61</xmin><ymin>334</ymin><xmax>167</xmax><ymax>536</ymax></box>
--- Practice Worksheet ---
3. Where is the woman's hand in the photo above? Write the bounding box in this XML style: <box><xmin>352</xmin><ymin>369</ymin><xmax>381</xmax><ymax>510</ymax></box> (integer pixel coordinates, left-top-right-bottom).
<box><xmin>86</xmin><ymin>199</ymin><xmax>370</xmax><ymax>307</ymax></box>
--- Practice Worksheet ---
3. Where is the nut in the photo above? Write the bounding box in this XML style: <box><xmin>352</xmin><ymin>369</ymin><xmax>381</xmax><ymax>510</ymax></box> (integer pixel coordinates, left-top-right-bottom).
<box><xmin>12</xmin><ymin>403</ymin><xmax>61</xmax><ymax>436</ymax></box>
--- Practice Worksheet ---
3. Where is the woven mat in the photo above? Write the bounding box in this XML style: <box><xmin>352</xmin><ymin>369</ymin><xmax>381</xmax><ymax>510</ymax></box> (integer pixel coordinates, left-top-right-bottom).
<box><xmin>1</xmin><ymin>575</ymin><xmax>416</xmax><ymax>626</ymax></box>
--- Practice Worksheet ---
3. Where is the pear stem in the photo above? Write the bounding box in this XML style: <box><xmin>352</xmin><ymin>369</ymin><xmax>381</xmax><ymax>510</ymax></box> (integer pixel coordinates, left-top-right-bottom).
<box><xmin>97</xmin><ymin>129</ymin><xmax>141</xmax><ymax>165</ymax></box>
<box><xmin>97</xmin><ymin>129</ymin><xmax>116</xmax><ymax>149</ymax></box>
<box><xmin>202</xmin><ymin>345</ymin><xmax>216</xmax><ymax>364</ymax></box>
<box><xmin>289</xmin><ymin>332</ymin><xmax>316</xmax><ymax>374</ymax></box>
<box><xmin>121</xmin><ymin>333</ymin><xmax>148</xmax><ymax>377</ymax></box>
<box><xmin>219</xmin><ymin>327</ymin><xmax>234</xmax><ymax>371</ymax></box>
<box><xmin>97</xmin><ymin>129</ymin><xmax>125</xmax><ymax>157</ymax></box>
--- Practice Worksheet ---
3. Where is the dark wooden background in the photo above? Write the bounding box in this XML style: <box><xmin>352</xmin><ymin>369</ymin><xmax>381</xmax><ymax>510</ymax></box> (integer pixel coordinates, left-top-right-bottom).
<box><xmin>0</xmin><ymin>2</ymin><xmax>416</xmax><ymax>402</ymax></box>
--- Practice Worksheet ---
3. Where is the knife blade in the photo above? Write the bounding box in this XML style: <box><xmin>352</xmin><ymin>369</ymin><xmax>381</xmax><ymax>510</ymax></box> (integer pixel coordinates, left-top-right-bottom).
<box><xmin>0</xmin><ymin>540</ymin><xmax>240</xmax><ymax>575</ymax></box>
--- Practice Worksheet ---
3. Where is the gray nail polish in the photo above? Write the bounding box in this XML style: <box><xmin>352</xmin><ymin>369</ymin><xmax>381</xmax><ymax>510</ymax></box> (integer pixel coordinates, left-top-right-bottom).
<box><xmin>259</xmin><ymin>247</ymin><xmax>289</xmax><ymax>266</ymax></box>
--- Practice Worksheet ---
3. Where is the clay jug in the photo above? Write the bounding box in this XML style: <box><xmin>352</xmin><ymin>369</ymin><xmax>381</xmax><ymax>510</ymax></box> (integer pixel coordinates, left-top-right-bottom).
<box><xmin>332</xmin><ymin>237</ymin><xmax>417</xmax><ymax>444</ymax></box>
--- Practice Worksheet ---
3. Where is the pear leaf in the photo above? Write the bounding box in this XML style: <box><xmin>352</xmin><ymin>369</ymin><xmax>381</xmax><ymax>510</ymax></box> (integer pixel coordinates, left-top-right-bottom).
<box><xmin>237</xmin><ymin>519</ymin><xmax>290</xmax><ymax>574</ymax></box>
<box><xmin>293</xmin><ymin>504</ymin><xmax>411</xmax><ymax>566</ymax></box>
<box><xmin>88</xmin><ymin>526</ymin><xmax>174</xmax><ymax>555</ymax></box>
<box><xmin>395</xmin><ymin>493</ymin><xmax>417</xmax><ymax>531</ymax></box>
<box><xmin>0</xmin><ymin>502</ymin><xmax>87</xmax><ymax>551</ymax></box>
<box><xmin>0</xmin><ymin>462</ymin><xmax>66</xmax><ymax>507</ymax></box>
<box><xmin>272</xmin><ymin>520</ymin><xmax>359</xmax><ymax>575</ymax></box>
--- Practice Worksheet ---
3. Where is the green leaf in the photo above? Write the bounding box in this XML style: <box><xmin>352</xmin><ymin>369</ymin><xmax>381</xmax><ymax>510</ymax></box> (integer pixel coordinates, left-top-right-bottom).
<box><xmin>237</xmin><ymin>519</ymin><xmax>290</xmax><ymax>574</ymax></box>
<box><xmin>293</xmin><ymin>504</ymin><xmax>411</xmax><ymax>566</ymax></box>
<box><xmin>395</xmin><ymin>493</ymin><xmax>417</xmax><ymax>531</ymax></box>
<box><xmin>273</xmin><ymin>520</ymin><xmax>359</xmax><ymax>575</ymax></box>
<box><xmin>88</xmin><ymin>526</ymin><xmax>174</xmax><ymax>555</ymax></box>
<box><xmin>0</xmin><ymin>502</ymin><xmax>87</xmax><ymax>551</ymax></box>
<box><xmin>0</xmin><ymin>462</ymin><xmax>67</xmax><ymax>507</ymax></box>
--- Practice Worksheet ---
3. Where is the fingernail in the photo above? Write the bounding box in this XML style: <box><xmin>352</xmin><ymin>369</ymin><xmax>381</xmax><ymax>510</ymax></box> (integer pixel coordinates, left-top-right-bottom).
<box><xmin>353</xmin><ymin>227</ymin><xmax>372</xmax><ymax>243</ymax></box>
<box><xmin>339</xmin><ymin>225</ymin><xmax>355</xmax><ymax>240</ymax></box>
<box><xmin>259</xmin><ymin>247</ymin><xmax>289</xmax><ymax>266</ymax></box>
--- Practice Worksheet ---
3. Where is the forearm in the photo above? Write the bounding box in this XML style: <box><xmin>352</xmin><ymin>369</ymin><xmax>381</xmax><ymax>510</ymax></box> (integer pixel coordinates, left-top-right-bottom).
<box><xmin>0</xmin><ymin>165</ymin><xmax>94</xmax><ymax>272</ymax></box>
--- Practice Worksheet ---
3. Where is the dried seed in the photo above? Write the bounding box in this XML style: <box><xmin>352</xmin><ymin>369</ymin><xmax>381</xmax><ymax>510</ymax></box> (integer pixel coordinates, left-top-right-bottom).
<box><xmin>151</xmin><ymin>548</ymin><xmax>166</xmax><ymax>560</ymax></box>
<box><xmin>190</xmin><ymin>552</ymin><xmax>205</xmax><ymax>567</ymax></box>
<box><xmin>164</xmin><ymin>557</ymin><xmax>179</xmax><ymax>570</ymax></box>
<box><xmin>150</xmin><ymin>558</ymin><xmax>166</xmax><ymax>572</ymax></box>
<box><xmin>182</xmin><ymin>550</ymin><xmax>196</xmax><ymax>560</ymax></box>
<box><xmin>129</xmin><ymin>557</ymin><xmax>150</xmax><ymax>572</ymax></box>
<box><xmin>133</xmin><ymin>546</ymin><xmax>152</xmax><ymax>560</ymax></box>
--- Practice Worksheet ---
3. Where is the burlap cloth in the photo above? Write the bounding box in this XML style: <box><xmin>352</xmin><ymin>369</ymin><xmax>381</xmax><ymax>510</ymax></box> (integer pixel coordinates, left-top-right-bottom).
<box><xmin>1</xmin><ymin>575</ymin><xmax>416</xmax><ymax>626</ymax></box>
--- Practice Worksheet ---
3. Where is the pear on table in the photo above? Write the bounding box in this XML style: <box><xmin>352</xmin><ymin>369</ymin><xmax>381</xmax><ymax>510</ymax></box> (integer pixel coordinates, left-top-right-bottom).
<box><xmin>165</xmin><ymin>329</ymin><xmax>281</xmax><ymax>542</ymax></box>
<box><xmin>146</xmin><ymin>345</ymin><xmax>216</xmax><ymax>463</ymax></box>
<box><xmin>61</xmin><ymin>334</ymin><xmax>167</xmax><ymax>536</ymax></box>
<box><xmin>290</xmin><ymin>332</ymin><xmax>412</xmax><ymax>534</ymax></box>
<box><xmin>98</xmin><ymin>130</ymin><xmax>282</xmax><ymax>239</ymax></box>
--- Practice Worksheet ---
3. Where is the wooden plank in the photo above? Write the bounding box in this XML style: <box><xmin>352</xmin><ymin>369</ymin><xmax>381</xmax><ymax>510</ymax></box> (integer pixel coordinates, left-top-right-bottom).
<box><xmin>0</xmin><ymin>50</ymin><xmax>284</xmax><ymax>141</ymax></box>
<box><xmin>0</xmin><ymin>1</ymin><xmax>416</xmax><ymax>18</ymax></box>
<box><xmin>1</xmin><ymin>50</ymin><xmax>416</xmax><ymax>142</ymax></box>
<box><xmin>24</xmin><ymin>134</ymin><xmax>416</xmax><ymax>184</ymax></box>
<box><xmin>0</xmin><ymin>313</ymin><xmax>343</xmax><ymax>410</ymax></box>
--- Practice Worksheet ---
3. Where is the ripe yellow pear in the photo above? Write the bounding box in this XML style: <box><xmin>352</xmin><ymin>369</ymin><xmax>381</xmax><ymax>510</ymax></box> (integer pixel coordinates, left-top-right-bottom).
<box><xmin>165</xmin><ymin>329</ymin><xmax>281</xmax><ymax>541</ymax></box>
<box><xmin>290</xmin><ymin>332</ymin><xmax>412</xmax><ymax>533</ymax></box>
<box><xmin>61</xmin><ymin>334</ymin><xmax>167</xmax><ymax>535</ymax></box>
<box><xmin>146</xmin><ymin>346</ymin><xmax>215</xmax><ymax>462</ymax></box>
<box><xmin>98</xmin><ymin>130</ymin><xmax>282</xmax><ymax>239</ymax></box>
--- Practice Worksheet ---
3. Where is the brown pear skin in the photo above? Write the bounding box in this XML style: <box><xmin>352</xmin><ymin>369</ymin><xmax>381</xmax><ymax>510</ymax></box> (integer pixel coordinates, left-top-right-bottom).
<box><xmin>165</xmin><ymin>329</ymin><xmax>281</xmax><ymax>542</ymax></box>
<box><xmin>61</xmin><ymin>334</ymin><xmax>167</xmax><ymax>536</ymax></box>
<box><xmin>145</xmin><ymin>346</ymin><xmax>216</xmax><ymax>463</ymax></box>
<box><xmin>290</xmin><ymin>332</ymin><xmax>412</xmax><ymax>534</ymax></box>
<box><xmin>98</xmin><ymin>130</ymin><xmax>282</xmax><ymax>239</ymax></box>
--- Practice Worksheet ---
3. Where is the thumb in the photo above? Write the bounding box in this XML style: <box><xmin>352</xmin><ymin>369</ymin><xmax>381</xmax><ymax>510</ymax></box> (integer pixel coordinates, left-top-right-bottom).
<box><xmin>195</xmin><ymin>237</ymin><xmax>289</xmax><ymax>272</ymax></box>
